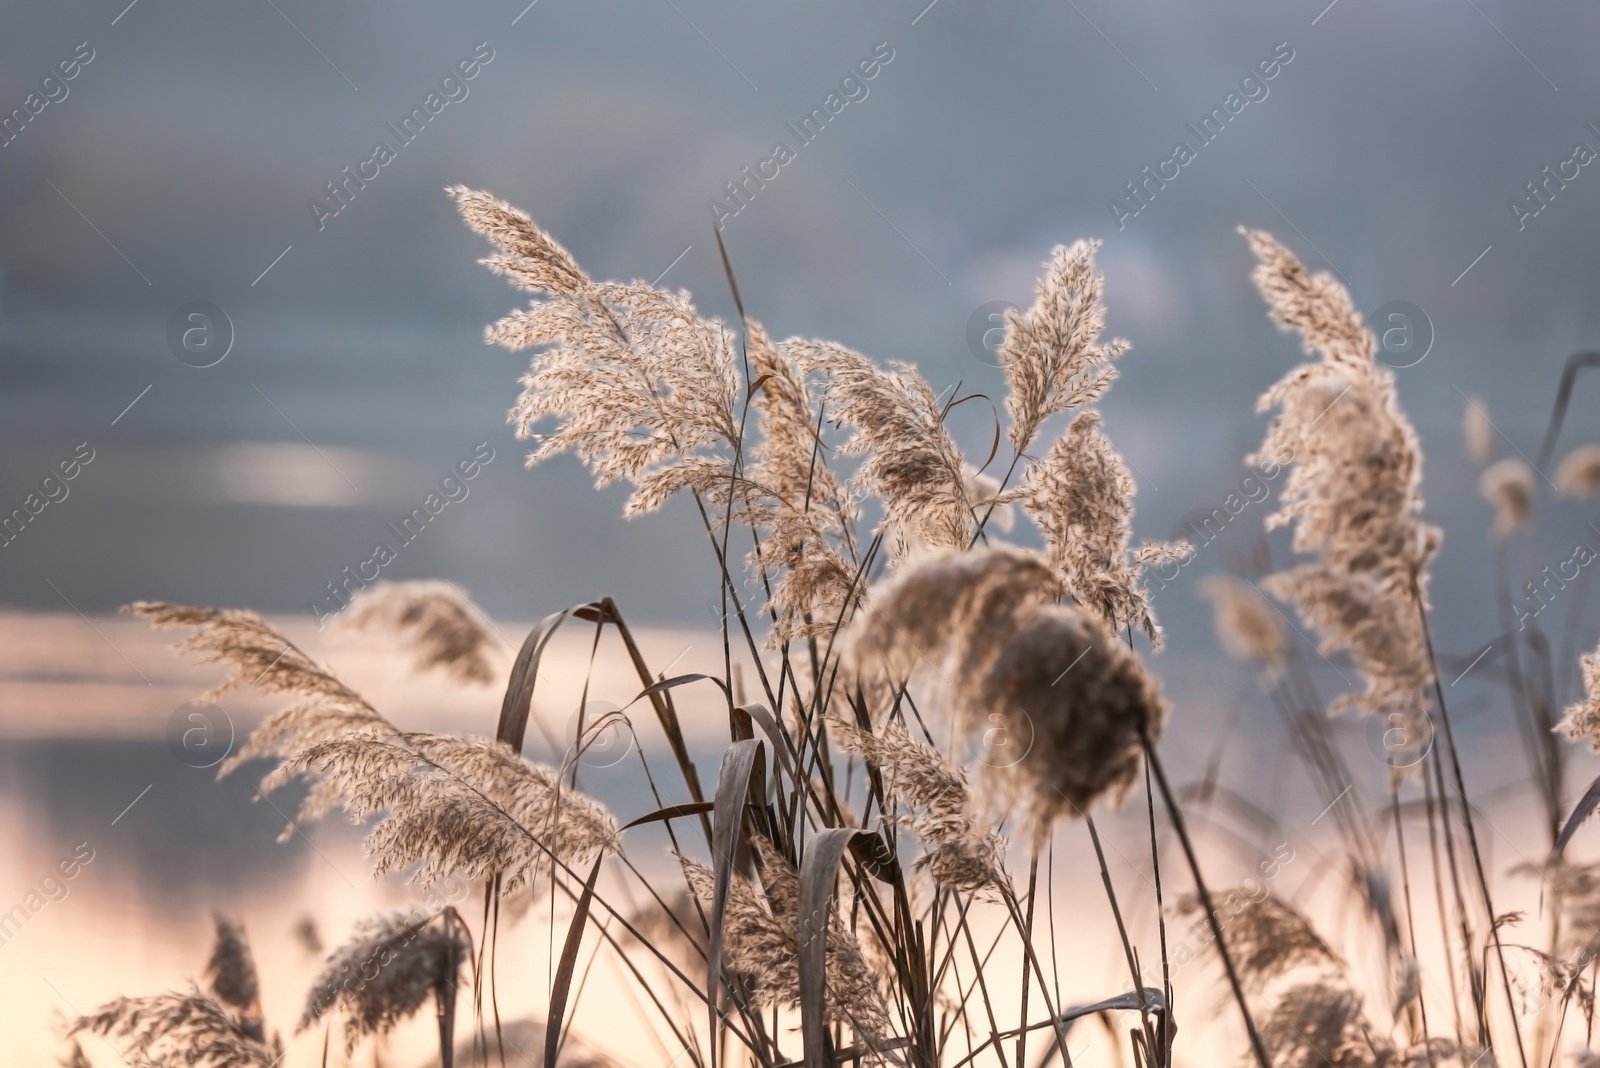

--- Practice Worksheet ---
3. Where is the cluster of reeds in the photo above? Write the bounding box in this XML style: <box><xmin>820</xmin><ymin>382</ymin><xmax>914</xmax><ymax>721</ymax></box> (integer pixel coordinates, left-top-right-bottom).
<box><xmin>66</xmin><ymin>191</ymin><xmax>1600</xmax><ymax>1068</ymax></box>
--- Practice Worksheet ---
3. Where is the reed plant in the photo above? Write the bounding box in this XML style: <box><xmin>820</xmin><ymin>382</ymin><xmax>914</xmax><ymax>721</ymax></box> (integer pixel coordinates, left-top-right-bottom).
<box><xmin>68</xmin><ymin>191</ymin><xmax>1600</xmax><ymax>1068</ymax></box>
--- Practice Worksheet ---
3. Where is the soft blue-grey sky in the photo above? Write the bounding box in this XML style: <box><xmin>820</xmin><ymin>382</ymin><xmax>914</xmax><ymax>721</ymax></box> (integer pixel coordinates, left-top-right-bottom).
<box><xmin>6</xmin><ymin>8</ymin><xmax>1600</xmax><ymax>1058</ymax></box>
<box><xmin>1</xmin><ymin>0</ymin><xmax>1598</xmax><ymax>656</ymax></box>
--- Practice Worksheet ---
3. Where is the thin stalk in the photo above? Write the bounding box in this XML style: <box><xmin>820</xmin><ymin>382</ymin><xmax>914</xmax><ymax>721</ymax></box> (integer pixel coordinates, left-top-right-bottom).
<box><xmin>1145</xmin><ymin>761</ymin><xmax>1174</xmax><ymax>1066</ymax></box>
<box><xmin>1413</xmin><ymin>574</ymin><xmax>1531</xmax><ymax>1068</ymax></box>
<box><xmin>1140</xmin><ymin>730</ymin><xmax>1272</xmax><ymax>1068</ymax></box>
<box><xmin>1431</xmin><ymin>744</ymin><xmax>1487</xmax><ymax>1047</ymax></box>
<box><xmin>1421</xmin><ymin>763</ymin><xmax>1466</xmax><ymax>1044</ymax></box>
<box><xmin>1392</xmin><ymin>779</ymin><xmax>1435</xmax><ymax>1064</ymax></box>
<box><xmin>1017</xmin><ymin>852</ymin><xmax>1040</xmax><ymax>1068</ymax></box>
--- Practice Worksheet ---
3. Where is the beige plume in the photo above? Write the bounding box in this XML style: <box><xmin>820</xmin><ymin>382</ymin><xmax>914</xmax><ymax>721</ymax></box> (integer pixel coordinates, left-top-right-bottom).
<box><xmin>1556</xmin><ymin>443</ymin><xmax>1600</xmax><ymax>498</ymax></box>
<box><xmin>1480</xmin><ymin>458</ymin><xmax>1535</xmax><ymax>543</ymax></box>
<box><xmin>450</xmin><ymin>187</ymin><xmax>740</xmax><ymax>518</ymax></box>
<box><xmin>998</xmin><ymin>239</ymin><xmax>1128</xmax><ymax>451</ymax></box>
<box><xmin>1199</xmin><ymin>575</ymin><xmax>1287</xmax><ymax>682</ymax></box>
<box><xmin>337</xmin><ymin>580</ymin><xmax>500</xmax><ymax>685</ymax></box>
<box><xmin>1463</xmin><ymin>395</ymin><xmax>1495</xmax><ymax>463</ymax></box>
<box><xmin>1240</xmin><ymin>229</ymin><xmax>1440</xmax><ymax>716</ymax></box>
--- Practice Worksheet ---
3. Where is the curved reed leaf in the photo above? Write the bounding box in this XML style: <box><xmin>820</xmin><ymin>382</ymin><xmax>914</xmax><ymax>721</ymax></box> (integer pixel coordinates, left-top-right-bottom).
<box><xmin>799</xmin><ymin>828</ymin><xmax>868</xmax><ymax>1068</ymax></box>
<box><xmin>709</xmin><ymin>738</ymin><xmax>767</xmax><ymax>1068</ymax></box>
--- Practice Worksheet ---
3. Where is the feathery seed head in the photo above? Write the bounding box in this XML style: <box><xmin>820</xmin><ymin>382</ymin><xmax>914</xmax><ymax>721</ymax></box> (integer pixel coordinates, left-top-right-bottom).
<box><xmin>999</xmin><ymin>239</ymin><xmax>1128</xmax><ymax>451</ymax></box>
<box><xmin>969</xmin><ymin>602</ymin><xmax>1166</xmax><ymax>830</ymax></box>
<box><xmin>1240</xmin><ymin>230</ymin><xmax>1440</xmax><ymax>717</ymax></box>
<box><xmin>203</xmin><ymin>915</ymin><xmax>264</xmax><ymax>1043</ymax></box>
<box><xmin>290</xmin><ymin>732</ymin><xmax>618</xmax><ymax>892</ymax></box>
<box><xmin>1023</xmin><ymin>409</ymin><xmax>1177</xmax><ymax>644</ymax></box>
<box><xmin>678</xmin><ymin>849</ymin><xmax>898</xmax><ymax>1059</ymax></box>
<box><xmin>74</xmin><ymin>990</ymin><xmax>276</xmax><ymax>1068</ymax></box>
<box><xmin>748</xmin><ymin>321</ymin><xmax>847</xmax><ymax>518</ymax></box>
<box><xmin>1199</xmin><ymin>575</ymin><xmax>1288</xmax><ymax>682</ymax></box>
<box><xmin>127</xmin><ymin>601</ymin><xmax>392</xmax><ymax>826</ymax></box>
<box><xmin>128</xmin><ymin>602</ymin><xmax>371</xmax><ymax>707</ymax></box>
<box><xmin>1463</xmin><ymin>395</ymin><xmax>1496</xmax><ymax>463</ymax></box>
<box><xmin>1179</xmin><ymin>893</ymin><xmax>1340</xmax><ymax>988</ymax></box>
<box><xmin>831</xmin><ymin>717</ymin><xmax>1007</xmax><ymax>892</ymax></box>
<box><xmin>1556</xmin><ymin>640</ymin><xmax>1600</xmax><ymax>752</ymax></box>
<box><xmin>301</xmin><ymin>910</ymin><xmax>471</xmax><ymax>1051</ymax></box>
<box><xmin>790</xmin><ymin>338</ymin><xmax>972</xmax><ymax>555</ymax></box>
<box><xmin>846</xmin><ymin>546</ymin><xmax>1165</xmax><ymax>834</ymax></box>
<box><xmin>1479</xmin><ymin>458</ymin><xmax>1535</xmax><ymax>543</ymax></box>
<box><xmin>337</xmin><ymin>580</ymin><xmax>500</xmax><ymax>685</ymax></box>
<box><xmin>454</xmin><ymin>188</ymin><xmax>739</xmax><ymax>516</ymax></box>
<box><xmin>446</xmin><ymin>185</ymin><xmax>588</xmax><ymax>297</ymax></box>
<box><xmin>846</xmin><ymin>545</ymin><xmax>1058</xmax><ymax>696</ymax></box>
<box><xmin>1556</xmin><ymin>443</ymin><xmax>1600</xmax><ymax>497</ymax></box>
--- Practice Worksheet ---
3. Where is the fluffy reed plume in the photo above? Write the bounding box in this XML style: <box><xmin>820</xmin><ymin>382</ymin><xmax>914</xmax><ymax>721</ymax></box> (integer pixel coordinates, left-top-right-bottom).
<box><xmin>831</xmin><ymin>717</ymin><xmax>1006</xmax><ymax>891</ymax></box>
<box><xmin>337</xmin><ymin>581</ymin><xmax>499</xmax><ymax>684</ymax></box>
<box><xmin>679</xmin><ymin>847</ymin><xmax>897</xmax><ymax>1058</ymax></box>
<box><xmin>1240</xmin><ymin>229</ymin><xmax>1440</xmax><ymax>716</ymax></box>
<box><xmin>1464</xmin><ymin>395</ymin><xmax>1496</xmax><ymax>463</ymax></box>
<box><xmin>788</xmin><ymin>338</ymin><xmax>973</xmax><ymax>554</ymax></box>
<box><xmin>997</xmin><ymin>239</ymin><xmax>1128</xmax><ymax>451</ymax></box>
<box><xmin>1180</xmin><ymin>894</ymin><xmax>1340</xmax><ymax>987</ymax></box>
<box><xmin>203</xmin><ymin>915</ymin><xmax>265</xmax><ymax>1044</ymax></box>
<box><xmin>1178</xmin><ymin>894</ymin><xmax>1431</xmax><ymax>1067</ymax></box>
<box><xmin>1480</xmin><ymin>458</ymin><xmax>1536</xmax><ymax>542</ymax></box>
<box><xmin>746</xmin><ymin>323</ymin><xmax>862</xmax><ymax>642</ymax></box>
<box><xmin>1199</xmin><ymin>575</ymin><xmax>1287</xmax><ymax>682</ymax></box>
<box><xmin>847</xmin><ymin>544</ymin><xmax>1056</xmax><ymax>692</ymax></box>
<box><xmin>973</xmin><ymin>602</ymin><xmax>1165</xmax><ymax>826</ymax></box>
<box><xmin>445</xmin><ymin>185</ymin><xmax>587</xmax><ymax>296</ymax></box>
<box><xmin>73</xmin><ymin>990</ymin><xmax>276</xmax><ymax>1068</ymax></box>
<box><xmin>846</xmin><ymin>546</ymin><xmax>1166</xmax><ymax>829</ymax></box>
<box><xmin>128</xmin><ymin>601</ymin><xmax>388</xmax><ymax>773</ymax></box>
<box><xmin>1253</xmin><ymin>982</ymin><xmax>1480</xmax><ymax>1068</ymax></box>
<box><xmin>1556</xmin><ymin>639</ymin><xmax>1600</xmax><ymax>751</ymax></box>
<box><xmin>1022</xmin><ymin>409</ymin><xmax>1183</xmax><ymax>643</ymax></box>
<box><xmin>748</xmin><ymin>320</ymin><xmax>847</xmax><ymax>518</ymax></box>
<box><xmin>1254</xmin><ymin>982</ymin><xmax>1385</xmax><ymax>1068</ymax></box>
<box><xmin>294</xmin><ymin>915</ymin><xmax>323</xmax><ymax>956</ymax></box>
<box><xmin>1556</xmin><ymin>443</ymin><xmax>1600</xmax><ymax>497</ymax></box>
<box><xmin>758</xmin><ymin>503</ymin><xmax>863</xmax><ymax>643</ymax></box>
<box><xmin>301</xmin><ymin>910</ymin><xmax>470</xmax><ymax>1056</ymax></box>
<box><xmin>449</xmin><ymin>186</ymin><xmax>739</xmax><ymax>516</ymax></box>
<box><xmin>129</xmin><ymin>602</ymin><xmax>376</xmax><ymax>710</ymax></box>
<box><xmin>289</xmin><ymin>732</ymin><xmax>618</xmax><ymax>892</ymax></box>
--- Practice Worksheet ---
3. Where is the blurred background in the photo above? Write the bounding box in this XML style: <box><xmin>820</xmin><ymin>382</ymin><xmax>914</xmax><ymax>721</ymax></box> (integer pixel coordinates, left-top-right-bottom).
<box><xmin>3</xmin><ymin>0</ymin><xmax>1600</xmax><ymax>1062</ymax></box>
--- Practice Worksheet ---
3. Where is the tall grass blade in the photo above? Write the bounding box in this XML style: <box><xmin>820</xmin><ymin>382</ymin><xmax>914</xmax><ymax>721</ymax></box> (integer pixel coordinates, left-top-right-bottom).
<box><xmin>709</xmin><ymin>739</ymin><xmax>767</xmax><ymax>1068</ymax></box>
<box><xmin>799</xmin><ymin>828</ymin><xmax>866</xmax><ymax>1068</ymax></box>
<box><xmin>1554</xmin><ymin>773</ymin><xmax>1600</xmax><ymax>855</ymax></box>
<box><xmin>496</xmin><ymin>608</ymin><xmax>579</xmax><ymax>752</ymax></box>
<box><xmin>546</xmin><ymin>855</ymin><xmax>605</xmax><ymax>1068</ymax></box>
